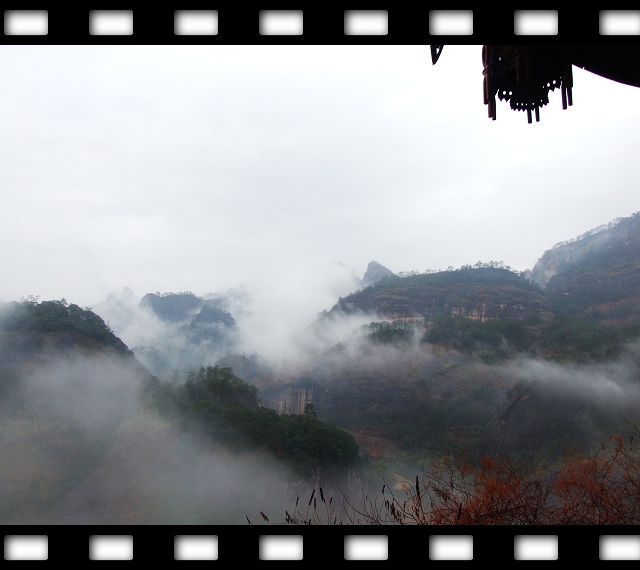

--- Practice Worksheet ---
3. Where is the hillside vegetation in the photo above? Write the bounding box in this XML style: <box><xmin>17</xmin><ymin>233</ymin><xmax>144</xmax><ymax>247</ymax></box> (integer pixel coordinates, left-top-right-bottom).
<box><xmin>142</xmin><ymin>366</ymin><xmax>359</xmax><ymax>477</ymax></box>
<box><xmin>0</xmin><ymin>297</ymin><xmax>131</xmax><ymax>356</ymax></box>
<box><xmin>329</xmin><ymin>264</ymin><xmax>552</xmax><ymax>323</ymax></box>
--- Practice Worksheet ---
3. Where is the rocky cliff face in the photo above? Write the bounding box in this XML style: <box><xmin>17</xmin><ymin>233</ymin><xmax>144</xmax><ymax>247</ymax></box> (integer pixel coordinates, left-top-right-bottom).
<box><xmin>271</xmin><ymin>386</ymin><xmax>317</xmax><ymax>415</ymax></box>
<box><xmin>257</xmin><ymin>371</ymin><xmax>434</xmax><ymax>419</ymax></box>
<box><xmin>445</xmin><ymin>284</ymin><xmax>553</xmax><ymax>322</ymax></box>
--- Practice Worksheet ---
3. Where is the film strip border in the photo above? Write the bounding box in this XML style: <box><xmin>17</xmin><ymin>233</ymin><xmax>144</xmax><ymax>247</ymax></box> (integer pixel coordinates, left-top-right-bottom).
<box><xmin>2</xmin><ymin>11</ymin><xmax>639</xmax><ymax>565</ymax></box>
<box><xmin>1</xmin><ymin>9</ymin><xmax>640</xmax><ymax>43</ymax></box>
<box><xmin>4</xmin><ymin>528</ymin><xmax>640</xmax><ymax>562</ymax></box>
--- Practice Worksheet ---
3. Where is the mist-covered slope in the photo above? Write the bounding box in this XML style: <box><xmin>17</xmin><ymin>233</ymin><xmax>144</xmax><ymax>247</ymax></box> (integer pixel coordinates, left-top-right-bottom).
<box><xmin>0</xmin><ymin>298</ymin><xmax>151</xmax><ymax>523</ymax></box>
<box><xmin>478</xmin><ymin>350</ymin><xmax>640</xmax><ymax>462</ymax></box>
<box><xmin>464</xmin><ymin>213</ymin><xmax>640</xmax><ymax>460</ymax></box>
<box><xmin>528</xmin><ymin>213</ymin><xmax>639</xmax><ymax>287</ymax></box>
<box><xmin>0</xmin><ymin>297</ymin><xmax>361</xmax><ymax>524</ymax></box>
<box><xmin>93</xmin><ymin>290</ymin><xmax>241</xmax><ymax>378</ymax></box>
<box><xmin>527</xmin><ymin>212</ymin><xmax>640</xmax><ymax>324</ymax></box>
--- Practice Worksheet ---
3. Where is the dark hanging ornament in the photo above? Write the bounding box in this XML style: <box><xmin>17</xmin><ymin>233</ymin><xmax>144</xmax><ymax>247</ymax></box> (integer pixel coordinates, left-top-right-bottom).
<box><xmin>431</xmin><ymin>45</ymin><xmax>614</xmax><ymax>124</ymax></box>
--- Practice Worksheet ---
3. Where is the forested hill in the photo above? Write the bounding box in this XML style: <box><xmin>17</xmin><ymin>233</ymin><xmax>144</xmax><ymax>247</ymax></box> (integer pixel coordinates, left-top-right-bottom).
<box><xmin>326</xmin><ymin>265</ymin><xmax>553</xmax><ymax>323</ymax></box>
<box><xmin>0</xmin><ymin>297</ymin><xmax>132</xmax><ymax>357</ymax></box>
<box><xmin>534</xmin><ymin>213</ymin><xmax>640</xmax><ymax>325</ymax></box>
<box><xmin>324</xmin><ymin>212</ymin><xmax>640</xmax><ymax>329</ymax></box>
<box><xmin>528</xmin><ymin>212</ymin><xmax>640</xmax><ymax>288</ymax></box>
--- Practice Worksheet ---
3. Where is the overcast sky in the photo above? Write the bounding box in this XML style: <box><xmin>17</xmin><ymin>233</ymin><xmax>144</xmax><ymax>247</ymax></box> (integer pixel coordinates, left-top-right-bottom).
<box><xmin>1</xmin><ymin>44</ymin><xmax>639</xmax><ymax>310</ymax></box>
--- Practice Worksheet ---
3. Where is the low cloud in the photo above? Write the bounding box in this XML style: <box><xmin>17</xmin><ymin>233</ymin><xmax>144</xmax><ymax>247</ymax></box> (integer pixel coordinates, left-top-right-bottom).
<box><xmin>0</xmin><ymin>344</ymin><xmax>326</xmax><ymax>524</ymax></box>
<box><xmin>503</xmin><ymin>347</ymin><xmax>640</xmax><ymax>410</ymax></box>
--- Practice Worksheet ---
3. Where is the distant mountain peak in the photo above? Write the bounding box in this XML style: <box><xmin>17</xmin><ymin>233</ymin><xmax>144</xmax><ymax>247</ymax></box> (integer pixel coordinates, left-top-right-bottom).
<box><xmin>363</xmin><ymin>261</ymin><xmax>395</xmax><ymax>287</ymax></box>
<box><xmin>139</xmin><ymin>292</ymin><xmax>202</xmax><ymax>323</ymax></box>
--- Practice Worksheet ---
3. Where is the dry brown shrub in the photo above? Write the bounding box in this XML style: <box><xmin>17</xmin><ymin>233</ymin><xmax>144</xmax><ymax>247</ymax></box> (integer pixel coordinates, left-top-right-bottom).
<box><xmin>282</xmin><ymin>421</ymin><xmax>640</xmax><ymax>525</ymax></box>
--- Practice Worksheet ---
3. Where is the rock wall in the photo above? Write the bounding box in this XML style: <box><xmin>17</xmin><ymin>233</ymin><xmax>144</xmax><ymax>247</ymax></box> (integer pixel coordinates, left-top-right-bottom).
<box><xmin>266</xmin><ymin>386</ymin><xmax>317</xmax><ymax>415</ymax></box>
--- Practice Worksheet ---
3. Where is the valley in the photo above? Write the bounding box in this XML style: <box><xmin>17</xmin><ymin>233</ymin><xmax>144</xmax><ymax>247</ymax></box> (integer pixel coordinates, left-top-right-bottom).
<box><xmin>2</xmin><ymin>211</ymin><xmax>640</xmax><ymax>524</ymax></box>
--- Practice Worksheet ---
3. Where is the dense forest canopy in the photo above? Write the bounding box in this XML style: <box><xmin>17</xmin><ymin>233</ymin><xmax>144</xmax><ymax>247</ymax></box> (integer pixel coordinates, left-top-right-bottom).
<box><xmin>142</xmin><ymin>366</ymin><xmax>359</xmax><ymax>477</ymax></box>
<box><xmin>0</xmin><ymin>297</ymin><xmax>131</xmax><ymax>355</ymax></box>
